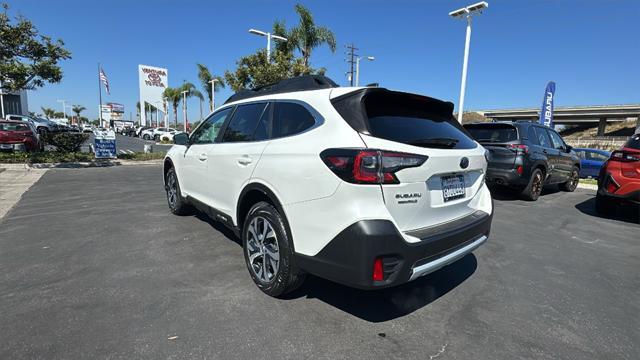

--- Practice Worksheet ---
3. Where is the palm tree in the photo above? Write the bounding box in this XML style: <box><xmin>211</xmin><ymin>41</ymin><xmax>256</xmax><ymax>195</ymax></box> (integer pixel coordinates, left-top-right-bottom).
<box><xmin>290</xmin><ymin>4</ymin><xmax>336</xmax><ymax>69</ymax></box>
<box><xmin>180</xmin><ymin>82</ymin><xmax>204</xmax><ymax>128</ymax></box>
<box><xmin>196</xmin><ymin>64</ymin><xmax>225</xmax><ymax>112</ymax></box>
<box><xmin>41</xmin><ymin>107</ymin><xmax>56</xmax><ymax>119</ymax></box>
<box><xmin>163</xmin><ymin>87</ymin><xmax>182</xmax><ymax>127</ymax></box>
<box><xmin>272</xmin><ymin>20</ymin><xmax>296</xmax><ymax>56</ymax></box>
<box><xmin>72</xmin><ymin>105</ymin><xmax>86</xmax><ymax>124</ymax></box>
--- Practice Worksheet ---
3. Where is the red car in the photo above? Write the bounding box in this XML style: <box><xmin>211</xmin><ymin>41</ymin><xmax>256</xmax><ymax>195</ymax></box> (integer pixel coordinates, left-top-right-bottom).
<box><xmin>596</xmin><ymin>134</ymin><xmax>640</xmax><ymax>214</ymax></box>
<box><xmin>0</xmin><ymin>120</ymin><xmax>39</xmax><ymax>152</ymax></box>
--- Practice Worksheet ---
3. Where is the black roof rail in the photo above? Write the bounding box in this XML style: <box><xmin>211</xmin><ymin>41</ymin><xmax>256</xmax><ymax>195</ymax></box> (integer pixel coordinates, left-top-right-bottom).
<box><xmin>224</xmin><ymin>75</ymin><xmax>339</xmax><ymax>104</ymax></box>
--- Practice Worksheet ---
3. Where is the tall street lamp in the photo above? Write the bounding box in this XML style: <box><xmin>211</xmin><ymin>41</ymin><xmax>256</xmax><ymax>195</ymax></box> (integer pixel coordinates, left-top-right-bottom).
<box><xmin>248</xmin><ymin>28</ymin><xmax>288</xmax><ymax>63</ymax></box>
<box><xmin>56</xmin><ymin>99</ymin><xmax>67</xmax><ymax>118</ymax></box>
<box><xmin>209</xmin><ymin>78</ymin><xmax>219</xmax><ymax>112</ymax></box>
<box><xmin>355</xmin><ymin>56</ymin><xmax>375</xmax><ymax>87</ymax></box>
<box><xmin>449</xmin><ymin>1</ymin><xmax>488</xmax><ymax>123</ymax></box>
<box><xmin>181</xmin><ymin>90</ymin><xmax>188</xmax><ymax>131</ymax></box>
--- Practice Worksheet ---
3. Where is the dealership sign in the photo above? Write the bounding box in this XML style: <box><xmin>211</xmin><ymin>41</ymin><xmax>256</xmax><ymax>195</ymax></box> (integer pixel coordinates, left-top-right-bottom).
<box><xmin>138</xmin><ymin>65</ymin><xmax>168</xmax><ymax>126</ymax></box>
<box><xmin>94</xmin><ymin>129</ymin><xmax>117</xmax><ymax>159</ymax></box>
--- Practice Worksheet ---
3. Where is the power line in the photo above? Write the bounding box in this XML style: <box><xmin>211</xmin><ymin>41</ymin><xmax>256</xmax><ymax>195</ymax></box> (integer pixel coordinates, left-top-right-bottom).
<box><xmin>345</xmin><ymin>43</ymin><xmax>358</xmax><ymax>86</ymax></box>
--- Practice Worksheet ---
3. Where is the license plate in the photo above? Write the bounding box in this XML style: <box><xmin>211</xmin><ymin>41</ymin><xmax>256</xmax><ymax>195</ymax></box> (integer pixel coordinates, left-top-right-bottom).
<box><xmin>0</xmin><ymin>144</ymin><xmax>12</xmax><ymax>149</ymax></box>
<box><xmin>441</xmin><ymin>174</ymin><xmax>466</xmax><ymax>202</ymax></box>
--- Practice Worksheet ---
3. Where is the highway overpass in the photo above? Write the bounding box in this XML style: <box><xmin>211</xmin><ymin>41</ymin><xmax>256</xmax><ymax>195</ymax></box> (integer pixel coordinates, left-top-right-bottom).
<box><xmin>479</xmin><ymin>104</ymin><xmax>640</xmax><ymax>136</ymax></box>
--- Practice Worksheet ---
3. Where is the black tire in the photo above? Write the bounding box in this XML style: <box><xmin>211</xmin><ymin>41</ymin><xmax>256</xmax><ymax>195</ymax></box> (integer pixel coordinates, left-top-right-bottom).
<box><xmin>38</xmin><ymin>127</ymin><xmax>48</xmax><ymax>135</ymax></box>
<box><xmin>165</xmin><ymin>167</ymin><xmax>192</xmax><ymax>215</ymax></box>
<box><xmin>595</xmin><ymin>193</ymin><xmax>614</xmax><ymax>215</ymax></box>
<box><xmin>143</xmin><ymin>134</ymin><xmax>150</xmax><ymax>140</ymax></box>
<box><xmin>242</xmin><ymin>201</ymin><xmax>305</xmax><ymax>297</ymax></box>
<box><xmin>521</xmin><ymin>168</ymin><xmax>544</xmax><ymax>201</ymax></box>
<box><xmin>154</xmin><ymin>134</ymin><xmax>160</xmax><ymax>141</ymax></box>
<box><xmin>560</xmin><ymin>166</ymin><xmax>580</xmax><ymax>192</ymax></box>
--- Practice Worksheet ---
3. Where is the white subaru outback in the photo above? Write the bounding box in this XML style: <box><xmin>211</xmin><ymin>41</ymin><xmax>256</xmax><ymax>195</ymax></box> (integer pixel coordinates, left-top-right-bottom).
<box><xmin>163</xmin><ymin>76</ymin><xmax>492</xmax><ymax>297</ymax></box>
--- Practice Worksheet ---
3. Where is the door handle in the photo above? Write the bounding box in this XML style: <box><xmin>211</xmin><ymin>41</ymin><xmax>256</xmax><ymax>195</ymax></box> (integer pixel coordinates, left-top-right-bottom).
<box><xmin>237</xmin><ymin>155</ymin><xmax>253</xmax><ymax>165</ymax></box>
<box><xmin>198</xmin><ymin>153</ymin><xmax>208</xmax><ymax>161</ymax></box>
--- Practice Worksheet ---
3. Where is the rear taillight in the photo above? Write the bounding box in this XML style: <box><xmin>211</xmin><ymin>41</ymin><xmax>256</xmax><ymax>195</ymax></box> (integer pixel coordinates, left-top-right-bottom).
<box><xmin>321</xmin><ymin>149</ymin><xmax>428</xmax><ymax>184</ymax></box>
<box><xmin>372</xmin><ymin>258</ymin><xmax>384</xmax><ymax>282</ymax></box>
<box><xmin>507</xmin><ymin>144</ymin><xmax>529</xmax><ymax>154</ymax></box>
<box><xmin>610</xmin><ymin>150</ymin><xmax>640</xmax><ymax>162</ymax></box>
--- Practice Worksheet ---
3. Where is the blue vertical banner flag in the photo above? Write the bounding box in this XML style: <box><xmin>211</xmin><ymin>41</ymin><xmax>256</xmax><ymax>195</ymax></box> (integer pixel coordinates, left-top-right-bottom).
<box><xmin>539</xmin><ymin>81</ymin><xmax>556</xmax><ymax>127</ymax></box>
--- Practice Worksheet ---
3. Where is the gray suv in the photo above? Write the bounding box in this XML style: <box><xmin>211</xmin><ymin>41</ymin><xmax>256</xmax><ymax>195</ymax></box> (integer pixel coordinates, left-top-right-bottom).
<box><xmin>5</xmin><ymin>114</ymin><xmax>62</xmax><ymax>134</ymax></box>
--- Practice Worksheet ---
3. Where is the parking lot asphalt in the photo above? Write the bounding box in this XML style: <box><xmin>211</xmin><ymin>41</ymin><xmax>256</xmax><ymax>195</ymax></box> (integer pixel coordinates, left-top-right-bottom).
<box><xmin>0</xmin><ymin>165</ymin><xmax>638</xmax><ymax>359</ymax></box>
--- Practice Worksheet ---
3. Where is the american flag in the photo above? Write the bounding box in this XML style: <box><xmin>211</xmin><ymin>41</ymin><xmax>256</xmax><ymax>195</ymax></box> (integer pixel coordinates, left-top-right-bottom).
<box><xmin>99</xmin><ymin>67</ymin><xmax>110</xmax><ymax>95</ymax></box>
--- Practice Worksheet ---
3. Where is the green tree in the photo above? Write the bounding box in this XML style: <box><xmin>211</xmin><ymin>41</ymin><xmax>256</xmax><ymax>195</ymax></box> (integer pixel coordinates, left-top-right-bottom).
<box><xmin>0</xmin><ymin>3</ymin><xmax>71</xmax><ymax>91</ymax></box>
<box><xmin>196</xmin><ymin>64</ymin><xmax>225</xmax><ymax>112</ymax></box>
<box><xmin>71</xmin><ymin>105</ymin><xmax>85</xmax><ymax>122</ymax></box>
<box><xmin>224</xmin><ymin>49</ymin><xmax>314</xmax><ymax>92</ymax></box>
<box><xmin>290</xmin><ymin>4</ymin><xmax>336</xmax><ymax>70</ymax></box>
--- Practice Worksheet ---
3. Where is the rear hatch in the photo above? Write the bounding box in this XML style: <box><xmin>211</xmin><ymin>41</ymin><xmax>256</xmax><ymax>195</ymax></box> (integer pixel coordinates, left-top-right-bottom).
<box><xmin>331</xmin><ymin>89</ymin><xmax>486</xmax><ymax>232</ymax></box>
<box><xmin>464</xmin><ymin>123</ymin><xmax>520</xmax><ymax>169</ymax></box>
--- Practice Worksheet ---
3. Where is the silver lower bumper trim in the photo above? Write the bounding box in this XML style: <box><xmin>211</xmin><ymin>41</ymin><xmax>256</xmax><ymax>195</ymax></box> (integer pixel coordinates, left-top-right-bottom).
<box><xmin>409</xmin><ymin>235</ymin><xmax>487</xmax><ymax>281</ymax></box>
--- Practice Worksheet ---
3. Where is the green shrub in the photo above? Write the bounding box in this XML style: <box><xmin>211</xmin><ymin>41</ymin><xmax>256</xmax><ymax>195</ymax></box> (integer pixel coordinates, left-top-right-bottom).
<box><xmin>117</xmin><ymin>152</ymin><xmax>166</xmax><ymax>161</ymax></box>
<box><xmin>41</xmin><ymin>132</ymin><xmax>90</xmax><ymax>152</ymax></box>
<box><xmin>0</xmin><ymin>151</ymin><xmax>94</xmax><ymax>163</ymax></box>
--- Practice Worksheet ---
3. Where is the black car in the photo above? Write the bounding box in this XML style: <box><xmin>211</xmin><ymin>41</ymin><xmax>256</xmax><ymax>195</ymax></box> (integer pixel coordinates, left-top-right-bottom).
<box><xmin>464</xmin><ymin>121</ymin><xmax>581</xmax><ymax>201</ymax></box>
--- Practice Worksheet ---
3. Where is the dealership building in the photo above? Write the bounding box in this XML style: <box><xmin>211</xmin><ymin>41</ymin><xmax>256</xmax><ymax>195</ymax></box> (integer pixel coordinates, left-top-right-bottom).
<box><xmin>1</xmin><ymin>89</ymin><xmax>29</xmax><ymax>117</ymax></box>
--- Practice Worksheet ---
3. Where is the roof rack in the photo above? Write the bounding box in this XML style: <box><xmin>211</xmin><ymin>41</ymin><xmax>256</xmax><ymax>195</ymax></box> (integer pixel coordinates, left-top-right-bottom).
<box><xmin>224</xmin><ymin>75</ymin><xmax>339</xmax><ymax>104</ymax></box>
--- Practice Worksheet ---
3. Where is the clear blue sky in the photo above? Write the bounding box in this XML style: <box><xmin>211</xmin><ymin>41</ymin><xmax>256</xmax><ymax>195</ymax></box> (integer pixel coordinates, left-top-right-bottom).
<box><xmin>8</xmin><ymin>0</ymin><xmax>640</xmax><ymax>121</ymax></box>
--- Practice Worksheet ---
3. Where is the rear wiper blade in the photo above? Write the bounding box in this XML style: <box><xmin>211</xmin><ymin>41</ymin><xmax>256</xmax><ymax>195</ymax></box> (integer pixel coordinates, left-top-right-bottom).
<box><xmin>408</xmin><ymin>137</ymin><xmax>459</xmax><ymax>148</ymax></box>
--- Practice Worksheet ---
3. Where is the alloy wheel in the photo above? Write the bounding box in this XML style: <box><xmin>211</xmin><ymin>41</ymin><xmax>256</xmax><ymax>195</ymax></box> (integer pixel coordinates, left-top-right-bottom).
<box><xmin>246</xmin><ymin>216</ymin><xmax>280</xmax><ymax>283</ymax></box>
<box><xmin>166</xmin><ymin>173</ymin><xmax>177</xmax><ymax>209</ymax></box>
<box><xmin>532</xmin><ymin>173</ymin><xmax>543</xmax><ymax>196</ymax></box>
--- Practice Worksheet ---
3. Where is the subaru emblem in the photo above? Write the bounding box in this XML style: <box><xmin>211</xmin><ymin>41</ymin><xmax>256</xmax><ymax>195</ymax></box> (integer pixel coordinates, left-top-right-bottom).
<box><xmin>460</xmin><ymin>157</ymin><xmax>469</xmax><ymax>169</ymax></box>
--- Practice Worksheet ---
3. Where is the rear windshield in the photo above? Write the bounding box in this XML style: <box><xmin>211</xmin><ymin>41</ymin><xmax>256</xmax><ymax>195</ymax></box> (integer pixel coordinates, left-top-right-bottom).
<box><xmin>464</xmin><ymin>123</ymin><xmax>518</xmax><ymax>143</ymax></box>
<box><xmin>625</xmin><ymin>134</ymin><xmax>640</xmax><ymax>150</ymax></box>
<box><xmin>0</xmin><ymin>122</ymin><xmax>30</xmax><ymax>131</ymax></box>
<box><xmin>333</xmin><ymin>89</ymin><xmax>476</xmax><ymax>149</ymax></box>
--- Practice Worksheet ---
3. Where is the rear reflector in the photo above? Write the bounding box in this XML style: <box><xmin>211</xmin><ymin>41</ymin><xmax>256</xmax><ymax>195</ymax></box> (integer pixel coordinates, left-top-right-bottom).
<box><xmin>516</xmin><ymin>165</ymin><xmax>523</xmax><ymax>175</ymax></box>
<box><xmin>605</xmin><ymin>176</ymin><xmax>620</xmax><ymax>194</ymax></box>
<box><xmin>321</xmin><ymin>148</ymin><xmax>428</xmax><ymax>184</ymax></box>
<box><xmin>372</xmin><ymin>258</ymin><xmax>384</xmax><ymax>281</ymax></box>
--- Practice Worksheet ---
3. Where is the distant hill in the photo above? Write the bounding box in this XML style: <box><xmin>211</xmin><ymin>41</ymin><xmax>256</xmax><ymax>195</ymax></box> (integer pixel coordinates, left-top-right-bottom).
<box><xmin>457</xmin><ymin>112</ymin><xmax>490</xmax><ymax>124</ymax></box>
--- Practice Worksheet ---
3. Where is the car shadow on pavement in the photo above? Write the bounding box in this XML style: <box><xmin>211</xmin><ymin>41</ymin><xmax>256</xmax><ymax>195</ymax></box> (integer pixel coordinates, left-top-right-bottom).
<box><xmin>489</xmin><ymin>185</ymin><xmax>560</xmax><ymax>201</ymax></box>
<box><xmin>575</xmin><ymin>195</ymin><xmax>640</xmax><ymax>224</ymax></box>
<box><xmin>283</xmin><ymin>254</ymin><xmax>478</xmax><ymax>322</ymax></box>
<box><xmin>192</xmin><ymin>209</ymin><xmax>478</xmax><ymax>322</ymax></box>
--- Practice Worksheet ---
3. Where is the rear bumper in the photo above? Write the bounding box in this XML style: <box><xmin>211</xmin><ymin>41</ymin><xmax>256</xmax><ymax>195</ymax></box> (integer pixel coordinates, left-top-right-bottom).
<box><xmin>486</xmin><ymin>167</ymin><xmax>527</xmax><ymax>186</ymax></box>
<box><xmin>294</xmin><ymin>209</ymin><xmax>492</xmax><ymax>290</ymax></box>
<box><xmin>598</xmin><ymin>170</ymin><xmax>640</xmax><ymax>204</ymax></box>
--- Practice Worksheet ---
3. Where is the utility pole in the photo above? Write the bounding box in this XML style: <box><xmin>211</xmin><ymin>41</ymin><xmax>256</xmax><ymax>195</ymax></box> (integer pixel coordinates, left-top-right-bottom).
<box><xmin>345</xmin><ymin>44</ymin><xmax>358</xmax><ymax>86</ymax></box>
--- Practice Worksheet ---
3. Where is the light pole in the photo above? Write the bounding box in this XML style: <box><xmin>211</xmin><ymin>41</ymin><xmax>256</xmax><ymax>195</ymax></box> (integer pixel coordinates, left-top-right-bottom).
<box><xmin>209</xmin><ymin>78</ymin><xmax>219</xmax><ymax>112</ymax></box>
<box><xmin>0</xmin><ymin>80</ymin><xmax>5</xmax><ymax>119</ymax></box>
<box><xmin>355</xmin><ymin>56</ymin><xmax>375</xmax><ymax>87</ymax></box>
<box><xmin>248</xmin><ymin>28</ymin><xmax>288</xmax><ymax>62</ymax></box>
<box><xmin>181</xmin><ymin>90</ymin><xmax>188</xmax><ymax>132</ymax></box>
<box><xmin>449</xmin><ymin>1</ymin><xmax>488</xmax><ymax>123</ymax></box>
<box><xmin>56</xmin><ymin>99</ymin><xmax>67</xmax><ymax>118</ymax></box>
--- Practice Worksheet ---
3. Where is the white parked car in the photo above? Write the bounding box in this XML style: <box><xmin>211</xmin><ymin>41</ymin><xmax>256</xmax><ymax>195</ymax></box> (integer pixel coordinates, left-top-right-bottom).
<box><xmin>141</xmin><ymin>127</ymin><xmax>177</xmax><ymax>140</ymax></box>
<box><xmin>162</xmin><ymin>75</ymin><xmax>493</xmax><ymax>297</ymax></box>
<box><xmin>81</xmin><ymin>124</ymin><xmax>93</xmax><ymax>133</ymax></box>
<box><xmin>160</xmin><ymin>131</ymin><xmax>185</xmax><ymax>142</ymax></box>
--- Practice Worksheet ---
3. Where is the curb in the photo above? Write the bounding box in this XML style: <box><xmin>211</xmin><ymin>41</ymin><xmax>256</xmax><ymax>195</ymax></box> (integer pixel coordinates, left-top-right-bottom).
<box><xmin>0</xmin><ymin>159</ymin><xmax>163</xmax><ymax>169</ymax></box>
<box><xmin>577</xmin><ymin>183</ymin><xmax>598</xmax><ymax>191</ymax></box>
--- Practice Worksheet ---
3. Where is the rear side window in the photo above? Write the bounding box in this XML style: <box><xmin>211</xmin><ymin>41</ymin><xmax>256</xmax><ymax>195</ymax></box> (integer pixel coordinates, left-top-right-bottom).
<box><xmin>547</xmin><ymin>129</ymin><xmax>566</xmax><ymax>150</ymax></box>
<box><xmin>222</xmin><ymin>103</ymin><xmax>268</xmax><ymax>142</ymax></box>
<box><xmin>464</xmin><ymin>124</ymin><xmax>518</xmax><ymax>143</ymax></box>
<box><xmin>533</xmin><ymin>126</ymin><xmax>553</xmax><ymax>148</ymax></box>
<box><xmin>272</xmin><ymin>102</ymin><xmax>315</xmax><ymax>138</ymax></box>
<box><xmin>624</xmin><ymin>134</ymin><xmax>640</xmax><ymax>150</ymax></box>
<box><xmin>527</xmin><ymin>126</ymin><xmax>539</xmax><ymax>145</ymax></box>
